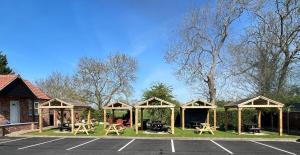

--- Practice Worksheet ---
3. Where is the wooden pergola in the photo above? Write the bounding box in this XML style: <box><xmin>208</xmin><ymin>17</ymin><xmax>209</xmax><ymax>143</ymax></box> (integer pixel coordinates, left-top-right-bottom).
<box><xmin>224</xmin><ymin>96</ymin><xmax>284</xmax><ymax>136</ymax></box>
<box><xmin>102</xmin><ymin>101</ymin><xmax>133</xmax><ymax>128</ymax></box>
<box><xmin>181</xmin><ymin>100</ymin><xmax>217</xmax><ymax>130</ymax></box>
<box><xmin>134</xmin><ymin>97</ymin><xmax>175</xmax><ymax>134</ymax></box>
<box><xmin>38</xmin><ymin>98</ymin><xmax>91</xmax><ymax>133</ymax></box>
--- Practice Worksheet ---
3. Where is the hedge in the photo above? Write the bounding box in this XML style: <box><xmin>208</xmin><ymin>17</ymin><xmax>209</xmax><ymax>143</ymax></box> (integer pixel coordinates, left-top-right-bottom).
<box><xmin>208</xmin><ymin>108</ymin><xmax>258</xmax><ymax>130</ymax></box>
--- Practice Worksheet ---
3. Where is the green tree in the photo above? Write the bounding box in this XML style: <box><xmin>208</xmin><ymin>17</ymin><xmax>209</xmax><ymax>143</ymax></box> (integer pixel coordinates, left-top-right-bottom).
<box><xmin>142</xmin><ymin>83</ymin><xmax>180</xmax><ymax>124</ymax></box>
<box><xmin>0</xmin><ymin>51</ymin><xmax>12</xmax><ymax>74</ymax></box>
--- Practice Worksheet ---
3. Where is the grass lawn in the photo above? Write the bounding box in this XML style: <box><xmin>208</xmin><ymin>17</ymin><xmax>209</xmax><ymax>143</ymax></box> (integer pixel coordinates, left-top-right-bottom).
<box><xmin>25</xmin><ymin>125</ymin><xmax>300</xmax><ymax>139</ymax></box>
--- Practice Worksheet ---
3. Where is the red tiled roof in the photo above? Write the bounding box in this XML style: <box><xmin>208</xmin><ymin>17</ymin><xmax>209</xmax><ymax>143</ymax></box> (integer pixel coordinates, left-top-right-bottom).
<box><xmin>0</xmin><ymin>74</ymin><xmax>18</xmax><ymax>91</ymax></box>
<box><xmin>0</xmin><ymin>74</ymin><xmax>51</xmax><ymax>100</ymax></box>
<box><xmin>24</xmin><ymin>80</ymin><xmax>51</xmax><ymax>100</ymax></box>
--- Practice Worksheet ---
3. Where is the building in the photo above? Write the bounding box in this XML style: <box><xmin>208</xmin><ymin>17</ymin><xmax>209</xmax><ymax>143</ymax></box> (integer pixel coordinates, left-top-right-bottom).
<box><xmin>0</xmin><ymin>74</ymin><xmax>50</xmax><ymax>132</ymax></box>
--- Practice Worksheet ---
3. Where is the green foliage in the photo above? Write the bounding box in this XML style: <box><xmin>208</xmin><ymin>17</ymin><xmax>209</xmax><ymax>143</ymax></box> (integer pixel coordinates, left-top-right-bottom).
<box><xmin>0</xmin><ymin>51</ymin><xmax>12</xmax><ymax>74</ymax></box>
<box><xmin>142</xmin><ymin>82</ymin><xmax>180</xmax><ymax>124</ymax></box>
<box><xmin>216</xmin><ymin>100</ymin><xmax>230</xmax><ymax>107</ymax></box>
<box><xmin>209</xmin><ymin>108</ymin><xmax>258</xmax><ymax>130</ymax></box>
<box><xmin>80</xmin><ymin>108</ymin><xmax>101</xmax><ymax>121</ymax></box>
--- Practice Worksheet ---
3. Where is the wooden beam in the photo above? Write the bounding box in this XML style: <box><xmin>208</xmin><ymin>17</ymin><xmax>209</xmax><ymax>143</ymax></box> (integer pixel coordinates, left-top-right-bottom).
<box><xmin>140</xmin><ymin>109</ymin><xmax>143</xmax><ymax>130</ymax></box>
<box><xmin>171</xmin><ymin>108</ymin><xmax>175</xmax><ymax>134</ymax></box>
<box><xmin>39</xmin><ymin>106</ymin><xmax>74</xmax><ymax>109</ymax></box>
<box><xmin>206</xmin><ymin>109</ymin><xmax>210</xmax><ymax>125</ymax></box>
<box><xmin>239</xmin><ymin>105</ymin><xmax>283</xmax><ymax>108</ymax></box>
<box><xmin>54</xmin><ymin>110</ymin><xmax>57</xmax><ymax>127</ymax></box>
<box><xmin>60</xmin><ymin>109</ymin><xmax>64</xmax><ymax>131</ymax></box>
<box><xmin>130</xmin><ymin>109</ymin><xmax>133</xmax><ymax>128</ymax></box>
<box><xmin>103</xmin><ymin>107</ymin><xmax>132</xmax><ymax>110</ymax></box>
<box><xmin>257</xmin><ymin>109</ymin><xmax>262</xmax><ymax>129</ymax></box>
<box><xmin>71</xmin><ymin>108</ymin><xmax>74</xmax><ymax>133</ymax></box>
<box><xmin>238</xmin><ymin>108</ymin><xmax>242</xmax><ymax>135</ymax></box>
<box><xmin>213</xmin><ymin>109</ymin><xmax>217</xmax><ymax>130</ymax></box>
<box><xmin>135</xmin><ymin>105</ymin><xmax>175</xmax><ymax>108</ymax></box>
<box><xmin>135</xmin><ymin>108</ymin><xmax>139</xmax><ymax>134</ymax></box>
<box><xmin>38</xmin><ymin>108</ymin><xmax>43</xmax><ymax>133</ymax></box>
<box><xmin>181</xmin><ymin>108</ymin><xmax>185</xmax><ymax>130</ymax></box>
<box><xmin>103</xmin><ymin>109</ymin><xmax>107</xmax><ymax>129</ymax></box>
<box><xmin>181</xmin><ymin>106</ymin><xmax>217</xmax><ymax>109</ymax></box>
<box><xmin>278</xmin><ymin>107</ymin><xmax>283</xmax><ymax>136</ymax></box>
<box><xmin>225</xmin><ymin>108</ymin><xmax>228</xmax><ymax>131</ymax></box>
<box><xmin>87</xmin><ymin>109</ymin><xmax>91</xmax><ymax>129</ymax></box>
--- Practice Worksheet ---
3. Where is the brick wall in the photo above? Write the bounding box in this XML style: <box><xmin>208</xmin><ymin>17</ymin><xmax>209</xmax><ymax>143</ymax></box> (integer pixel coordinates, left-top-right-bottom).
<box><xmin>0</xmin><ymin>98</ymin><xmax>50</xmax><ymax>126</ymax></box>
<box><xmin>0</xmin><ymin>122</ymin><xmax>38</xmax><ymax>136</ymax></box>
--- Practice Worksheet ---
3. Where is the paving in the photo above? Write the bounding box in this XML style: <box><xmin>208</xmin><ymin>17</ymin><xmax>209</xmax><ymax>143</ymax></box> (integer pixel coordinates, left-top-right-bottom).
<box><xmin>0</xmin><ymin>137</ymin><xmax>299</xmax><ymax>155</ymax></box>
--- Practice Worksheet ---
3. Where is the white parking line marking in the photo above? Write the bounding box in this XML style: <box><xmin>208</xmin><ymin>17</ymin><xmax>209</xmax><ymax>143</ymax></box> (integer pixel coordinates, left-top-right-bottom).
<box><xmin>171</xmin><ymin>139</ymin><xmax>175</xmax><ymax>153</ymax></box>
<box><xmin>250</xmin><ymin>140</ymin><xmax>296</xmax><ymax>155</ymax></box>
<box><xmin>210</xmin><ymin>140</ymin><xmax>234</xmax><ymax>154</ymax></box>
<box><xmin>118</xmin><ymin>139</ymin><xmax>135</xmax><ymax>152</ymax></box>
<box><xmin>18</xmin><ymin>138</ymin><xmax>64</xmax><ymax>150</ymax></box>
<box><xmin>66</xmin><ymin>138</ymin><xmax>98</xmax><ymax>151</ymax></box>
<box><xmin>0</xmin><ymin>137</ymin><xmax>30</xmax><ymax>144</ymax></box>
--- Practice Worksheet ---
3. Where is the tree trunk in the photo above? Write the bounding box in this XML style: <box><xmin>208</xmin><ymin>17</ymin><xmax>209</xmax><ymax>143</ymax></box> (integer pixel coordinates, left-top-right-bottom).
<box><xmin>207</xmin><ymin>74</ymin><xmax>216</xmax><ymax>105</ymax></box>
<box><xmin>277</xmin><ymin>55</ymin><xmax>290</xmax><ymax>95</ymax></box>
<box><xmin>207</xmin><ymin>49</ymin><xmax>217</xmax><ymax>105</ymax></box>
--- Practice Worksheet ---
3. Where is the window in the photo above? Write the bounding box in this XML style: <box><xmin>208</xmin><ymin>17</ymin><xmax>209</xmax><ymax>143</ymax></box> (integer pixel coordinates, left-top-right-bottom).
<box><xmin>29</xmin><ymin>101</ymin><xmax>39</xmax><ymax>116</ymax></box>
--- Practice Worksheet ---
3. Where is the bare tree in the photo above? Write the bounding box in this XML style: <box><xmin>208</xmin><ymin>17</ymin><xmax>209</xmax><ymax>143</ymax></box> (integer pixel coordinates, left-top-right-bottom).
<box><xmin>230</xmin><ymin>0</ymin><xmax>300</xmax><ymax>96</ymax></box>
<box><xmin>36</xmin><ymin>72</ymin><xmax>82</xmax><ymax>100</ymax></box>
<box><xmin>165</xmin><ymin>0</ymin><xmax>245</xmax><ymax>104</ymax></box>
<box><xmin>74</xmin><ymin>53</ymin><xmax>137</xmax><ymax>109</ymax></box>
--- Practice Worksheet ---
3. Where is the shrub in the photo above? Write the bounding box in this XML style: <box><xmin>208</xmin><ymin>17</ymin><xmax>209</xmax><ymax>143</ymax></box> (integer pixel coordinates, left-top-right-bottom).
<box><xmin>209</xmin><ymin>108</ymin><xmax>258</xmax><ymax>130</ymax></box>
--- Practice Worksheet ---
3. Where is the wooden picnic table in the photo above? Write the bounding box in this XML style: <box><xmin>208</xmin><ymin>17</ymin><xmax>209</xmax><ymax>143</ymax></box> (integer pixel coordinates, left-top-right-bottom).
<box><xmin>105</xmin><ymin>124</ymin><xmax>124</xmax><ymax>135</ymax></box>
<box><xmin>195</xmin><ymin>123</ymin><xmax>214</xmax><ymax>135</ymax></box>
<box><xmin>74</xmin><ymin>123</ymin><xmax>92</xmax><ymax>135</ymax></box>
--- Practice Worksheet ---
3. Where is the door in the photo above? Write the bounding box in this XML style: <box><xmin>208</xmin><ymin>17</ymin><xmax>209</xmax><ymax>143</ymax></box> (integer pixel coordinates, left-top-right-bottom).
<box><xmin>10</xmin><ymin>101</ymin><xmax>20</xmax><ymax>123</ymax></box>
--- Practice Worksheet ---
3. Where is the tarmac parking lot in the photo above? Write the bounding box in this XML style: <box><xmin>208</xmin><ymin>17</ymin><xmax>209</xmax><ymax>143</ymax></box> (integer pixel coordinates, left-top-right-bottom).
<box><xmin>0</xmin><ymin>137</ymin><xmax>299</xmax><ymax>155</ymax></box>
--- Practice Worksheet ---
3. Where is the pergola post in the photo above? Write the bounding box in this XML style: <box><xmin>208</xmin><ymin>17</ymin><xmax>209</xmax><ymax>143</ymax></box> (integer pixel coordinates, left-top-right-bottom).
<box><xmin>225</xmin><ymin>108</ymin><xmax>228</xmax><ymax>131</ymax></box>
<box><xmin>54</xmin><ymin>110</ymin><xmax>58</xmax><ymax>127</ymax></box>
<box><xmin>181</xmin><ymin>108</ymin><xmax>185</xmax><ymax>130</ymax></box>
<box><xmin>103</xmin><ymin>109</ymin><xmax>107</xmax><ymax>129</ymax></box>
<box><xmin>140</xmin><ymin>108</ymin><xmax>144</xmax><ymax>130</ymax></box>
<box><xmin>206</xmin><ymin>109</ymin><xmax>210</xmax><ymax>125</ymax></box>
<box><xmin>237</xmin><ymin>108</ymin><xmax>242</xmax><ymax>135</ymax></box>
<box><xmin>87</xmin><ymin>109</ymin><xmax>91</xmax><ymax>129</ymax></box>
<box><xmin>130</xmin><ymin>108</ymin><xmax>133</xmax><ymax>128</ymax></box>
<box><xmin>135</xmin><ymin>108</ymin><xmax>139</xmax><ymax>134</ymax></box>
<box><xmin>38</xmin><ymin>108</ymin><xmax>43</xmax><ymax>133</ymax></box>
<box><xmin>60</xmin><ymin>108</ymin><xmax>64</xmax><ymax>131</ymax></box>
<box><xmin>213</xmin><ymin>108</ymin><xmax>217</xmax><ymax>130</ymax></box>
<box><xmin>171</xmin><ymin>107</ymin><xmax>175</xmax><ymax>134</ymax></box>
<box><xmin>71</xmin><ymin>107</ymin><xmax>74</xmax><ymax>133</ymax></box>
<box><xmin>257</xmin><ymin>109</ymin><xmax>262</xmax><ymax>129</ymax></box>
<box><xmin>278</xmin><ymin>107</ymin><xmax>283</xmax><ymax>136</ymax></box>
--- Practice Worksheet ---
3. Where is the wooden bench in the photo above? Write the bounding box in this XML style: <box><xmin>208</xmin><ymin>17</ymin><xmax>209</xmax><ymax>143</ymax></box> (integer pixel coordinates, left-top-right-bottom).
<box><xmin>195</xmin><ymin>123</ymin><xmax>214</xmax><ymax>135</ymax></box>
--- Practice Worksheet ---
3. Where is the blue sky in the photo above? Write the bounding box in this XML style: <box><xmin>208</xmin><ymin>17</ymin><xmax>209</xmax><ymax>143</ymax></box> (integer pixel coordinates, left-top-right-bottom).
<box><xmin>0</xmin><ymin>0</ymin><xmax>209</xmax><ymax>102</ymax></box>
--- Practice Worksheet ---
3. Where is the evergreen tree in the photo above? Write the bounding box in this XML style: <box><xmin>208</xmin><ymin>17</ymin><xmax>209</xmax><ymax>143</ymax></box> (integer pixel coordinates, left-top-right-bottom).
<box><xmin>142</xmin><ymin>83</ymin><xmax>180</xmax><ymax>124</ymax></box>
<box><xmin>0</xmin><ymin>52</ymin><xmax>12</xmax><ymax>74</ymax></box>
